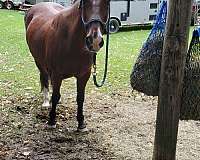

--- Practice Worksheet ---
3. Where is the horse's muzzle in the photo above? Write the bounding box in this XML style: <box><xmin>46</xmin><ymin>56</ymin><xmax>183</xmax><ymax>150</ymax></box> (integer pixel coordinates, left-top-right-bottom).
<box><xmin>85</xmin><ymin>24</ymin><xmax>104</xmax><ymax>52</ymax></box>
<box><xmin>85</xmin><ymin>35</ymin><xmax>104</xmax><ymax>52</ymax></box>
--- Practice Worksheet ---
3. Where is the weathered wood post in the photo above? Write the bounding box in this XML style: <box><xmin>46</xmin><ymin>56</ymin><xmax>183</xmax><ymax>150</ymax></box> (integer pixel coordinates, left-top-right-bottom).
<box><xmin>152</xmin><ymin>0</ymin><xmax>192</xmax><ymax>159</ymax></box>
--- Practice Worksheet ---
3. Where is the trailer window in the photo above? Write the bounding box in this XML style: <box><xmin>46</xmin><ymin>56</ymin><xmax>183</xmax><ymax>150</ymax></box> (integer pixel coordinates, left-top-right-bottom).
<box><xmin>149</xmin><ymin>15</ymin><xmax>156</xmax><ymax>21</ymax></box>
<box><xmin>150</xmin><ymin>3</ymin><xmax>158</xmax><ymax>9</ymax></box>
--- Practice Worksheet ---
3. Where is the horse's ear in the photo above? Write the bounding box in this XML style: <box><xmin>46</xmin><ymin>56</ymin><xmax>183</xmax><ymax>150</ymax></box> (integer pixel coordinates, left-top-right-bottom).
<box><xmin>78</xmin><ymin>0</ymin><xmax>82</xmax><ymax>9</ymax></box>
<box><xmin>78</xmin><ymin>0</ymin><xmax>83</xmax><ymax>9</ymax></box>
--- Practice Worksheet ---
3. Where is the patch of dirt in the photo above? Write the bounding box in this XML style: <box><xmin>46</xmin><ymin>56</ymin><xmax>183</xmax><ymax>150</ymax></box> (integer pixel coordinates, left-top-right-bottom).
<box><xmin>1</xmin><ymin>89</ymin><xmax>200</xmax><ymax>159</ymax></box>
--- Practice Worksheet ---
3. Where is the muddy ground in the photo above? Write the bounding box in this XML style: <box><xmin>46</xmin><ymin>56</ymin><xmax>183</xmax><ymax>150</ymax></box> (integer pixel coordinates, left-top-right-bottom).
<box><xmin>1</xmin><ymin>88</ymin><xmax>200</xmax><ymax>160</ymax></box>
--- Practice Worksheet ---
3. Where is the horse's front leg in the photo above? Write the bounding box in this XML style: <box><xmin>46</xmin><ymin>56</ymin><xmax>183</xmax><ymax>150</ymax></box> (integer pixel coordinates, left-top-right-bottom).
<box><xmin>76</xmin><ymin>73</ymin><xmax>91</xmax><ymax>132</ymax></box>
<box><xmin>48</xmin><ymin>76</ymin><xmax>62</xmax><ymax>128</ymax></box>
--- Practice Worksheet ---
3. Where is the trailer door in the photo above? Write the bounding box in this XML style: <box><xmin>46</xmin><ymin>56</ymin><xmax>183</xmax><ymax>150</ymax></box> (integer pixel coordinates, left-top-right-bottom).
<box><xmin>148</xmin><ymin>0</ymin><xmax>159</xmax><ymax>22</ymax></box>
<box><xmin>128</xmin><ymin>0</ymin><xmax>159</xmax><ymax>25</ymax></box>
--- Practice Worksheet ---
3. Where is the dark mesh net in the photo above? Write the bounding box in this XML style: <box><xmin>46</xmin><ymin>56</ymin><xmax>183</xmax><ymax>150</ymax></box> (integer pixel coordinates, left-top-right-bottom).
<box><xmin>181</xmin><ymin>30</ymin><xmax>200</xmax><ymax>120</ymax></box>
<box><xmin>130</xmin><ymin>1</ymin><xmax>167</xmax><ymax>96</ymax></box>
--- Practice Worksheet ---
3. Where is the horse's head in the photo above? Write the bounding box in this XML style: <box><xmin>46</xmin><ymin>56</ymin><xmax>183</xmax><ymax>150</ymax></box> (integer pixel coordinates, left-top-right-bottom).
<box><xmin>80</xmin><ymin>0</ymin><xmax>110</xmax><ymax>52</ymax></box>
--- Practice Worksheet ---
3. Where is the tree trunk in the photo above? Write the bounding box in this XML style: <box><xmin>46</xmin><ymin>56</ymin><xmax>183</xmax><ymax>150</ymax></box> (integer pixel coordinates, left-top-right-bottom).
<box><xmin>152</xmin><ymin>0</ymin><xmax>192</xmax><ymax>159</ymax></box>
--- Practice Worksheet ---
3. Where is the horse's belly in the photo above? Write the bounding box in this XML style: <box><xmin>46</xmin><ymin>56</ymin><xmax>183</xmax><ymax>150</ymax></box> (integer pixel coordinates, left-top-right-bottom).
<box><xmin>47</xmin><ymin>54</ymin><xmax>92</xmax><ymax>79</ymax></box>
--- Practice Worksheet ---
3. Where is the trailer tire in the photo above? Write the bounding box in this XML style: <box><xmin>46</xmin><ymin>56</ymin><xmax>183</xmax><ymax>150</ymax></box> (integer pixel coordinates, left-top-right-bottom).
<box><xmin>0</xmin><ymin>1</ymin><xmax>4</xmax><ymax>9</ymax></box>
<box><xmin>109</xmin><ymin>19</ymin><xmax>120</xmax><ymax>33</ymax></box>
<box><xmin>6</xmin><ymin>1</ymin><xmax>13</xmax><ymax>10</ymax></box>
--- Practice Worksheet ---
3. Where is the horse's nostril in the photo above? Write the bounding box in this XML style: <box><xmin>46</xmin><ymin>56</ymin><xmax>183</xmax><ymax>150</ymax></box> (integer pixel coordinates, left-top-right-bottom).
<box><xmin>99</xmin><ymin>39</ymin><xmax>104</xmax><ymax>48</ymax></box>
<box><xmin>86</xmin><ymin>36</ymin><xmax>93</xmax><ymax>47</ymax></box>
<box><xmin>85</xmin><ymin>37</ymin><xmax>90</xmax><ymax>46</ymax></box>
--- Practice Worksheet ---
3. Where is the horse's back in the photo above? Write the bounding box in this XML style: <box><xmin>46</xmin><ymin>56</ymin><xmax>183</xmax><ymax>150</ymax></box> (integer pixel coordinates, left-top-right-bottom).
<box><xmin>25</xmin><ymin>2</ymin><xmax>65</xmax><ymax>29</ymax></box>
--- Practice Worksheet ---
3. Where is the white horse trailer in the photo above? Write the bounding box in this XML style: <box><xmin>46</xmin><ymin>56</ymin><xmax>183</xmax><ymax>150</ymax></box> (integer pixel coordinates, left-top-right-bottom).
<box><xmin>109</xmin><ymin>0</ymin><xmax>162</xmax><ymax>33</ymax></box>
<box><xmin>52</xmin><ymin>0</ymin><xmax>70</xmax><ymax>7</ymax></box>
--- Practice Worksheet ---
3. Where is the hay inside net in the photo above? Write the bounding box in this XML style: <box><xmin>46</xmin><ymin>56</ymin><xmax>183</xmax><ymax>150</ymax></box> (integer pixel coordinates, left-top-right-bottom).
<box><xmin>130</xmin><ymin>37</ymin><xmax>163</xmax><ymax>96</ymax></box>
<box><xmin>130</xmin><ymin>1</ymin><xmax>167</xmax><ymax>96</ymax></box>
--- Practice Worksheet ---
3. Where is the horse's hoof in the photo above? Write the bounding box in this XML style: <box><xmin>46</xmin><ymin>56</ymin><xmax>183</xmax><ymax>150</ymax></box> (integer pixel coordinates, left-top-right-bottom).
<box><xmin>46</xmin><ymin>124</ymin><xmax>56</xmax><ymax>129</ymax></box>
<box><xmin>42</xmin><ymin>102</ymin><xmax>50</xmax><ymax>108</ymax></box>
<box><xmin>77</xmin><ymin>127</ymin><xmax>89</xmax><ymax>133</ymax></box>
<box><xmin>45</xmin><ymin>122</ymin><xmax>56</xmax><ymax>129</ymax></box>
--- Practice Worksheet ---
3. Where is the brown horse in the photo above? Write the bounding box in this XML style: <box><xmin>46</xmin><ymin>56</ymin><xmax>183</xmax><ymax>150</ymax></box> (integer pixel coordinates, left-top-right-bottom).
<box><xmin>24</xmin><ymin>0</ymin><xmax>109</xmax><ymax>131</ymax></box>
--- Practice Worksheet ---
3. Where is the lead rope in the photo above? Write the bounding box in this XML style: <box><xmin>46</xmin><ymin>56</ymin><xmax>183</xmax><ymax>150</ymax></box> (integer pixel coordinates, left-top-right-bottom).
<box><xmin>92</xmin><ymin>2</ymin><xmax>110</xmax><ymax>88</ymax></box>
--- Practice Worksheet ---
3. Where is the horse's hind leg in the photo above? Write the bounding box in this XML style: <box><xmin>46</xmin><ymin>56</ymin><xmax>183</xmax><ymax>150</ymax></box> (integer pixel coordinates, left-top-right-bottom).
<box><xmin>35</xmin><ymin>62</ymin><xmax>50</xmax><ymax>107</ymax></box>
<box><xmin>76</xmin><ymin>73</ymin><xmax>90</xmax><ymax>132</ymax></box>
<box><xmin>40</xmin><ymin>72</ymin><xmax>50</xmax><ymax>107</ymax></box>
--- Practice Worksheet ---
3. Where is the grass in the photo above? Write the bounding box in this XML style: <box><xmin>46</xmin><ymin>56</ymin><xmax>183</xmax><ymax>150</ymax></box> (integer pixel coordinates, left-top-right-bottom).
<box><xmin>0</xmin><ymin>10</ymin><xmax>39</xmax><ymax>96</ymax></box>
<box><xmin>0</xmin><ymin>9</ymin><xmax>150</xmax><ymax>97</ymax></box>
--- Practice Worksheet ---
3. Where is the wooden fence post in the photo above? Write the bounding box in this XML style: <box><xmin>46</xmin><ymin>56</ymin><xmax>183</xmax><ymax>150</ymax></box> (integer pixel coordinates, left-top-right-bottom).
<box><xmin>152</xmin><ymin>0</ymin><xmax>192</xmax><ymax>159</ymax></box>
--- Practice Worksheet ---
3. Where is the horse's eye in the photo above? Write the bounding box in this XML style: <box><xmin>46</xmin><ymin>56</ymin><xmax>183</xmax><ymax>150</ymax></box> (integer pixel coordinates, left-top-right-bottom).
<box><xmin>83</xmin><ymin>0</ymin><xmax>90</xmax><ymax>6</ymax></box>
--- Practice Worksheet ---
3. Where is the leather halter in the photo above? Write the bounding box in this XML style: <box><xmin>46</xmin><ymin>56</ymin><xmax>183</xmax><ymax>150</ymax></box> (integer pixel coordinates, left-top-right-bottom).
<box><xmin>79</xmin><ymin>0</ymin><xmax>110</xmax><ymax>30</ymax></box>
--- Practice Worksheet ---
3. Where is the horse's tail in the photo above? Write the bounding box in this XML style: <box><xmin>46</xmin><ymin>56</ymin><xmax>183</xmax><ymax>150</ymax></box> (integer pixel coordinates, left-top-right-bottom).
<box><xmin>24</xmin><ymin>9</ymin><xmax>33</xmax><ymax>30</ymax></box>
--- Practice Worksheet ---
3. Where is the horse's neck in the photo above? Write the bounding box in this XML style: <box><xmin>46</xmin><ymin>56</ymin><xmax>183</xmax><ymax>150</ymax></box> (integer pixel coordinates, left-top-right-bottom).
<box><xmin>50</xmin><ymin>2</ymin><xmax>86</xmax><ymax>52</ymax></box>
<box><xmin>56</xmin><ymin>2</ymin><xmax>85</xmax><ymax>35</ymax></box>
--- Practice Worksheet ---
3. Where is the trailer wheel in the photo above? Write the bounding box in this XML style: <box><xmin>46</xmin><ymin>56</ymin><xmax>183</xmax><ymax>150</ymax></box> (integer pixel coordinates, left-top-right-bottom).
<box><xmin>109</xmin><ymin>19</ymin><xmax>120</xmax><ymax>33</ymax></box>
<box><xmin>6</xmin><ymin>1</ymin><xmax>13</xmax><ymax>10</ymax></box>
<box><xmin>0</xmin><ymin>2</ymin><xmax>4</xmax><ymax>9</ymax></box>
<box><xmin>19</xmin><ymin>4</ymin><xmax>23</xmax><ymax>10</ymax></box>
